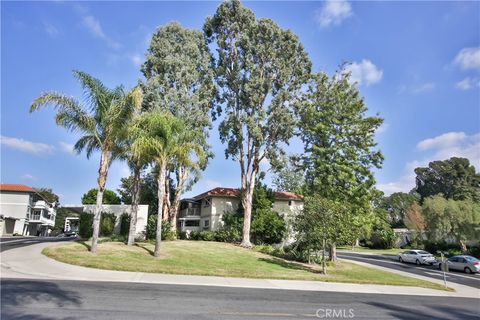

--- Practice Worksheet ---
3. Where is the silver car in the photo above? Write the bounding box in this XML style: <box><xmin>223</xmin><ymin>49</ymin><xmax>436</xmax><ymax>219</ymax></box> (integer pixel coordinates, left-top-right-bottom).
<box><xmin>398</xmin><ymin>250</ymin><xmax>437</xmax><ymax>265</ymax></box>
<box><xmin>438</xmin><ymin>255</ymin><xmax>480</xmax><ymax>274</ymax></box>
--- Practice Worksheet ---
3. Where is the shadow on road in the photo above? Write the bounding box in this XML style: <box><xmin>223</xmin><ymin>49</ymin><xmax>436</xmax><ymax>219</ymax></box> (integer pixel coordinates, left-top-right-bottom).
<box><xmin>1</xmin><ymin>279</ymin><xmax>82</xmax><ymax>320</ymax></box>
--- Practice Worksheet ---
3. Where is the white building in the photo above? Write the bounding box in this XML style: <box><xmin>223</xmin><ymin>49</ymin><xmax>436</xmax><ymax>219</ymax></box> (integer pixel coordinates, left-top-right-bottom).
<box><xmin>62</xmin><ymin>204</ymin><xmax>149</xmax><ymax>239</ymax></box>
<box><xmin>178</xmin><ymin>187</ymin><xmax>303</xmax><ymax>241</ymax></box>
<box><xmin>0</xmin><ymin>184</ymin><xmax>56</xmax><ymax>236</ymax></box>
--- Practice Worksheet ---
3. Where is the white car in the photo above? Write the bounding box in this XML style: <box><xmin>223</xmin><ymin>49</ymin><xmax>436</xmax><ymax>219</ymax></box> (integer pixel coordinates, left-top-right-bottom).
<box><xmin>398</xmin><ymin>250</ymin><xmax>436</xmax><ymax>265</ymax></box>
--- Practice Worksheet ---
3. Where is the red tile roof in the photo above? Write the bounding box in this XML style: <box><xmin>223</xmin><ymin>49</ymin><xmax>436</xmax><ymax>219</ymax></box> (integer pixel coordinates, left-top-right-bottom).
<box><xmin>193</xmin><ymin>187</ymin><xmax>303</xmax><ymax>201</ymax></box>
<box><xmin>0</xmin><ymin>184</ymin><xmax>36</xmax><ymax>193</ymax></box>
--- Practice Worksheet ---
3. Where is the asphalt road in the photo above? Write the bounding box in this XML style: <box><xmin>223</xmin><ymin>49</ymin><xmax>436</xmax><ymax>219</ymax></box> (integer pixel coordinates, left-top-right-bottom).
<box><xmin>338</xmin><ymin>252</ymin><xmax>480</xmax><ymax>289</ymax></box>
<box><xmin>0</xmin><ymin>237</ymin><xmax>74</xmax><ymax>253</ymax></box>
<box><xmin>1</xmin><ymin>278</ymin><xmax>479</xmax><ymax>320</ymax></box>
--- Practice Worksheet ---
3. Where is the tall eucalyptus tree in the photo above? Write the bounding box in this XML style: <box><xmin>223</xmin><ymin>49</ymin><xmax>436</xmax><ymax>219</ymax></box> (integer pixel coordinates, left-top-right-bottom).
<box><xmin>30</xmin><ymin>71</ymin><xmax>135</xmax><ymax>253</ymax></box>
<box><xmin>204</xmin><ymin>0</ymin><xmax>311</xmax><ymax>247</ymax></box>
<box><xmin>142</xmin><ymin>22</ymin><xmax>215</xmax><ymax>231</ymax></box>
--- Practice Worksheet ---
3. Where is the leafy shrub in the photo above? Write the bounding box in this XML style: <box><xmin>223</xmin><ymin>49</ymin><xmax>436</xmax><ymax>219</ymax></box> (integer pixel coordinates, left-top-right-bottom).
<box><xmin>100</xmin><ymin>212</ymin><xmax>116</xmax><ymax>237</ymax></box>
<box><xmin>177</xmin><ymin>230</ymin><xmax>188</xmax><ymax>240</ymax></box>
<box><xmin>146</xmin><ymin>215</ymin><xmax>176</xmax><ymax>240</ymax></box>
<box><xmin>251</xmin><ymin>208</ymin><xmax>286</xmax><ymax>244</ymax></box>
<box><xmin>79</xmin><ymin>212</ymin><xmax>94</xmax><ymax>238</ymax></box>
<box><xmin>119</xmin><ymin>213</ymin><xmax>131</xmax><ymax>237</ymax></box>
<box><xmin>468</xmin><ymin>245</ymin><xmax>480</xmax><ymax>258</ymax></box>
<box><xmin>189</xmin><ymin>231</ymin><xmax>216</xmax><ymax>241</ymax></box>
<box><xmin>369</xmin><ymin>228</ymin><xmax>396</xmax><ymax>249</ymax></box>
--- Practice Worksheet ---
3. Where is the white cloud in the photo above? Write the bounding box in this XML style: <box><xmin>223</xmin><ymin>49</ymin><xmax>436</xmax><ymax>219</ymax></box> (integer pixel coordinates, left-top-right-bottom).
<box><xmin>345</xmin><ymin>60</ymin><xmax>383</xmax><ymax>86</ymax></box>
<box><xmin>315</xmin><ymin>0</ymin><xmax>353</xmax><ymax>28</ymax></box>
<box><xmin>22</xmin><ymin>174</ymin><xmax>36</xmax><ymax>181</ymax></box>
<box><xmin>59</xmin><ymin>141</ymin><xmax>75</xmax><ymax>155</ymax></box>
<box><xmin>82</xmin><ymin>15</ymin><xmax>120</xmax><ymax>49</ymax></box>
<box><xmin>411</xmin><ymin>82</ymin><xmax>435</xmax><ymax>94</ymax></box>
<box><xmin>1</xmin><ymin>136</ymin><xmax>54</xmax><ymax>155</ymax></box>
<box><xmin>416</xmin><ymin>132</ymin><xmax>467</xmax><ymax>151</ymax></box>
<box><xmin>376</xmin><ymin>122</ymin><xmax>389</xmax><ymax>134</ymax></box>
<box><xmin>43</xmin><ymin>22</ymin><xmax>60</xmax><ymax>37</ymax></box>
<box><xmin>453</xmin><ymin>47</ymin><xmax>480</xmax><ymax>71</ymax></box>
<box><xmin>377</xmin><ymin>132</ymin><xmax>480</xmax><ymax>195</ymax></box>
<box><xmin>205</xmin><ymin>179</ymin><xmax>222</xmax><ymax>190</ymax></box>
<box><xmin>455</xmin><ymin>77</ymin><xmax>480</xmax><ymax>90</ymax></box>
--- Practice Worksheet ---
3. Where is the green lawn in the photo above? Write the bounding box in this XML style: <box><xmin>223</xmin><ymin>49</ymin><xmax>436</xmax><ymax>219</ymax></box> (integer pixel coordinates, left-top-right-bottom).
<box><xmin>43</xmin><ymin>240</ymin><xmax>448</xmax><ymax>290</ymax></box>
<box><xmin>338</xmin><ymin>246</ymin><xmax>404</xmax><ymax>256</ymax></box>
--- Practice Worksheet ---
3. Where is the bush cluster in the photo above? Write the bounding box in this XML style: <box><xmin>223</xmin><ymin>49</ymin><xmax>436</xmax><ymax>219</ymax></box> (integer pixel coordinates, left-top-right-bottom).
<box><xmin>119</xmin><ymin>213</ymin><xmax>131</xmax><ymax>237</ymax></box>
<box><xmin>78</xmin><ymin>211</ymin><xmax>117</xmax><ymax>238</ymax></box>
<box><xmin>146</xmin><ymin>215</ymin><xmax>176</xmax><ymax>240</ymax></box>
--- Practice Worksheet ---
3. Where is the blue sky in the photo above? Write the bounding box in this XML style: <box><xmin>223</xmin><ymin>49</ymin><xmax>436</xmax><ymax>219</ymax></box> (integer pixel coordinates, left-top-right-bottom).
<box><xmin>1</xmin><ymin>1</ymin><xmax>479</xmax><ymax>204</ymax></box>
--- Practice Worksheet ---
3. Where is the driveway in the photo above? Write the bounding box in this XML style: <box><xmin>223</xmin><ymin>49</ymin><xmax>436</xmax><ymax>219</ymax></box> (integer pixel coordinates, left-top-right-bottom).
<box><xmin>338</xmin><ymin>251</ymin><xmax>480</xmax><ymax>289</ymax></box>
<box><xmin>0</xmin><ymin>236</ymin><xmax>75</xmax><ymax>253</ymax></box>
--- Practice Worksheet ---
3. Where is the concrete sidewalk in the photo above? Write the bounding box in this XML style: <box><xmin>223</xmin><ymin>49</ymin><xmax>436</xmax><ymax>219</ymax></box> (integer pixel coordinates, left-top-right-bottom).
<box><xmin>1</xmin><ymin>242</ymin><xmax>477</xmax><ymax>298</ymax></box>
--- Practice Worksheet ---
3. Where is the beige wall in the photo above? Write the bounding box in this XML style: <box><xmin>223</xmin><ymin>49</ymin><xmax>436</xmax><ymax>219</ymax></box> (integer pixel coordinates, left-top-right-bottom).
<box><xmin>0</xmin><ymin>192</ymin><xmax>31</xmax><ymax>220</ymax></box>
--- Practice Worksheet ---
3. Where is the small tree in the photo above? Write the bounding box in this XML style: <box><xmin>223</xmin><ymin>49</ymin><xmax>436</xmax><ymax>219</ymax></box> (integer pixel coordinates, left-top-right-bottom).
<box><xmin>404</xmin><ymin>202</ymin><xmax>426</xmax><ymax>243</ymax></box>
<box><xmin>82</xmin><ymin>188</ymin><xmax>121</xmax><ymax>205</ymax></box>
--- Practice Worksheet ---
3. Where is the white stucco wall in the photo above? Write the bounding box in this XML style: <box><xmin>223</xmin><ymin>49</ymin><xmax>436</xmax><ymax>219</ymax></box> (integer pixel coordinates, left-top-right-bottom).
<box><xmin>0</xmin><ymin>192</ymin><xmax>31</xmax><ymax>220</ymax></box>
<box><xmin>82</xmin><ymin>204</ymin><xmax>148</xmax><ymax>238</ymax></box>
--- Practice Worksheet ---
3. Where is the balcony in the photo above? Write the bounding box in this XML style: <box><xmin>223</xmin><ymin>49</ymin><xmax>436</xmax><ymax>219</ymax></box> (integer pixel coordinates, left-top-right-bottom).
<box><xmin>179</xmin><ymin>207</ymin><xmax>200</xmax><ymax>218</ymax></box>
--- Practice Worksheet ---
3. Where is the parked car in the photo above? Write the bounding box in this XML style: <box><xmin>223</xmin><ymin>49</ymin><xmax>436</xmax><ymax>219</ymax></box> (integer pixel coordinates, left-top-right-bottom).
<box><xmin>438</xmin><ymin>255</ymin><xmax>480</xmax><ymax>274</ymax></box>
<box><xmin>398</xmin><ymin>250</ymin><xmax>436</xmax><ymax>265</ymax></box>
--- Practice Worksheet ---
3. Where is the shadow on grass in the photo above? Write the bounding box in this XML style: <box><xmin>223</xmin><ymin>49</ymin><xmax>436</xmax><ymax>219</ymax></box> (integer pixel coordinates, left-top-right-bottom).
<box><xmin>75</xmin><ymin>240</ymin><xmax>91</xmax><ymax>251</ymax></box>
<box><xmin>258</xmin><ymin>257</ymin><xmax>323</xmax><ymax>274</ymax></box>
<box><xmin>135</xmin><ymin>243</ymin><xmax>155</xmax><ymax>256</ymax></box>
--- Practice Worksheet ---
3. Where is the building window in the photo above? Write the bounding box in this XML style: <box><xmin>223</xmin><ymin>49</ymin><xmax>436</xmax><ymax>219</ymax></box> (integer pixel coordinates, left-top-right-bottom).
<box><xmin>204</xmin><ymin>220</ymin><xmax>209</xmax><ymax>228</ymax></box>
<box><xmin>185</xmin><ymin>220</ymin><xmax>200</xmax><ymax>227</ymax></box>
<box><xmin>204</xmin><ymin>198</ymin><xmax>211</xmax><ymax>207</ymax></box>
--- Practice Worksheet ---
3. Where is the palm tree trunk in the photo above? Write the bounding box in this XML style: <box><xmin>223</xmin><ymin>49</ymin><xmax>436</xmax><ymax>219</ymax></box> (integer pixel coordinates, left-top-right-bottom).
<box><xmin>154</xmin><ymin>161</ymin><xmax>167</xmax><ymax>257</ymax></box>
<box><xmin>127</xmin><ymin>164</ymin><xmax>141</xmax><ymax>246</ymax></box>
<box><xmin>91</xmin><ymin>150</ymin><xmax>110</xmax><ymax>253</ymax></box>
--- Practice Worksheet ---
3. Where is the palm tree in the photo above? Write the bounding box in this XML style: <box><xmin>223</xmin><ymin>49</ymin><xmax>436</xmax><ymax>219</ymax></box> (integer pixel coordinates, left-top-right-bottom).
<box><xmin>117</xmin><ymin>86</ymin><xmax>147</xmax><ymax>246</ymax></box>
<box><xmin>129</xmin><ymin>112</ymin><xmax>185</xmax><ymax>257</ymax></box>
<box><xmin>30</xmin><ymin>70</ymin><xmax>135</xmax><ymax>253</ymax></box>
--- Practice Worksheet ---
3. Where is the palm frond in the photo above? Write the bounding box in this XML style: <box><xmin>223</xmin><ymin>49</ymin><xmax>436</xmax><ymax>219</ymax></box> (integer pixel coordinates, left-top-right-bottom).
<box><xmin>74</xmin><ymin>135</ymin><xmax>100</xmax><ymax>159</ymax></box>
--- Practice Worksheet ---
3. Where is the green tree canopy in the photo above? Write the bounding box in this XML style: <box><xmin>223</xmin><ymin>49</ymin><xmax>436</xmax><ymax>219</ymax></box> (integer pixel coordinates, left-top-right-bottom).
<box><xmin>82</xmin><ymin>188</ymin><xmax>121</xmax><ymax>205</ymax></box>
<box><xmin>377</xmin><ymin>192</ymin><xmax>420</xmax><ymax>227</ymax></box>
<box><xmin>414</xmin><ymin>157</ymin><xmax>480</xmax><ymax>202</ymax></box>
<box><xmin>422</xmin><ymin>195</ymin><xmax>480</xmax><ymax>252</ymax></box>
<box><xmin>35</xmin><ymin>187</ymin><xmax>60</xmax><ymax>204</ymax></box>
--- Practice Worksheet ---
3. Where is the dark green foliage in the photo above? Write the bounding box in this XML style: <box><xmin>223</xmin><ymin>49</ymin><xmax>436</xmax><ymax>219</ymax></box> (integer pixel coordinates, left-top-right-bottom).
<box><xmin>368</xmin><ymin>226</ymin><xmax>396</xmax><ymax>249</ymax></box>
<box><xmin>79</xmin><ymin>212</ymin><xmax>117</xmax><ymax>238</ymax></box>
<box><xmin>79</xmin><ymin>212</ymin><xmax>94</xmax><ymax>238</ymax></box>
<box><xmin>414</xmin><ymin>157</ymin><xmax>480</xmax><ymax>202</ymax></box>
<box><xmin>176</xmin><ymin>230</ymin><xmax>188</xmax><ymax>240</ymax></box>
<box><xmin>35</xmin><ymin>187</ymin><xmax>60</xmax><ymax>204</ymax></box>
<box><xmin>99</xmin><ymin>213</ymin><xmax>116</xmax><ymax>237</ymax></box>
<box><xmin>81</xmin><ymin>188</ymin><xmax>121</xmax><ymax>205</ymax></box>
<box><xmin>218</xmin><ymin>184</ymin><xmax>286</xmax><ymax>244</ymax></box>
<box><xmin>117</xmin><ymin>172</ymin><xmax>159</xmax><ymax>216</ymax></box>
<box><xmin>53</xmin><ymin>207</ymin><xmax>79</xmax><ymax>233</ymax></box>
<box><xmin>146</xmin><ymin>215</ymin><xmax>176</xmax><ymax>241</ymax></box>
<box><xmin>251</xmin><ymin>209</ymin><xmax>286</xmax><ymax>245</ymax></box>
<box><xmin>119</xmin><ymin>213</ymin><xmax>131</xmax><ymax>237</ymax></box>
<box><xmin>189</xmin><ymin>231</ymin><xmax>216</xmax><ymax>241</ymax></box>
<box><xmin>377</xmin><ymin>192</ymin><xmax>420</xmax><ymax>227</ymax></box>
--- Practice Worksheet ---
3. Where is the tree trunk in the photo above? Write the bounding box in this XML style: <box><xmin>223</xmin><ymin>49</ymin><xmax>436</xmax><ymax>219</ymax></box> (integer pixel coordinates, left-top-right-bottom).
<box><xmin>322</xmin><ymin>238</ymin><xmax>327</xmax><ymax>275</ymax></box>
<box><xmin>459</xmin><ymin>240</ymin><xmax>467</xmax><ymax>253</ymax></box>
<box><xmin>154</xmin><ymin>162</ymin><xmax>167</xmax><ymax>258</ymax></box>
<box><xmin>170</xmin><ymin>166</ymin><xmax>188</xmax><ymax>232</ymax></box>
<box><xmin>90</xmin><ymin>150</ymin><xmax>110</xmax><ymax>254</ymax></box>
<box><xmin>162</xmin><ymin>177</ymin><xmax>170</xmax><ymax>221</ymax></box>
<box><xmin>329</xmin><ymin>242</ymin><xmax>337</xmax><ymax>262</ymax></box>
<box><xmin>127</xmin><ymin>164</ymin><xmax>141</xmax><ymax>246</ymax></box>
<box><xmin>240</xmin><ymin>168</ymin><xmax>257</xmax><ymax>248</ymax></box>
